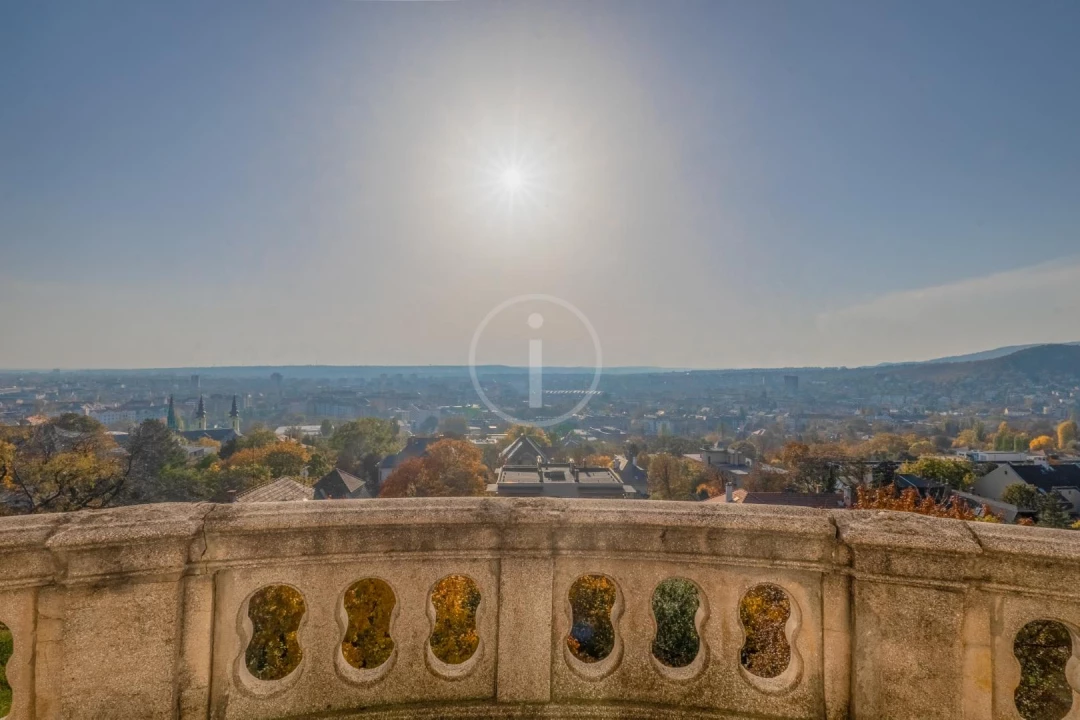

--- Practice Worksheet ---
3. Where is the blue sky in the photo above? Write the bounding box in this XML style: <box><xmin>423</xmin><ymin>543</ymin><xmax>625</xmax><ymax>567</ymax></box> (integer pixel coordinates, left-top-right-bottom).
<box><xmin>2</xmin><ymin>0</ymin><xmax>1079</xmax><ymax>369</ymax></box>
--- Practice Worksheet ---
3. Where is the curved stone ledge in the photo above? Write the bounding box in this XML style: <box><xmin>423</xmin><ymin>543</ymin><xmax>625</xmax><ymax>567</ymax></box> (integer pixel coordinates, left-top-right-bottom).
<box><xmin>0</xmin><ymin>498</ymin><xmax>1078</xmax><ymax>719</ymax></box>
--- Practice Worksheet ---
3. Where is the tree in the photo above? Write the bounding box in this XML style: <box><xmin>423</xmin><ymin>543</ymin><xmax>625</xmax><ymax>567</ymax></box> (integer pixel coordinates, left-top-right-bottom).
<box><xmin>649</xmin><ymin>435</ymin><xmax>700</xmax><ymax>457</ymax></box>
<box><xmin>907</xmin><ymin>440</ymin><xmax>937</xmax><ymax>457</ymax></box>
<box><xmin>261</xmin><ymin>443</ymin><xmax>313</xmax><ymax>477</ymax></box>
<box><xmin>219</xmin><ymin>425</ymin><xmax>278</xmax><ymax>460</ymax></box>
<box><xmin>1057</xmin><ymin>420</ymin><xmax>1078</xmax><ymax>450</ymax></box>
<box><xmin>330</xmin><ymin>418</ymin><xmax>401</xmax><ymax>486</ymax></box>
<box><xmin>221</xmin><ymin>440</ymin><xmax>312</xmax><ymax>484</ymax></box>
<box><xmin>1002</xmin><ymin>483</ymin><xmax>1041</xmax><ymax>510</ymax></box>
<box><xmin>730</xmin><ymin>441</ymin><xmax>757</xmax><ymax>461</ymax></box>
<box><xmin>1029</xmin><ymin>435</ymin><xmax>1056</xmax><ymax>452</ymax></box>
<box><xmin>438</xmin><ymin>416</ymin><xmax>470</xmax><ymax>438</ymax></box>
<box><xmin>742</xmin><ymin>465</ymin><xmax>789</xmax><ymax>492</ymax></box>
<box><xmin>305</xmin><ymin>449</ymin><xmax>333</xmax><ymax>480</ymax></box>
<box><xmin>320</xmin><ymin>419</ymin><xmax>334</xmax><ymax>438</ymax></box>
<box><xmin>898</xmin><ymin>457</ymin><xmax>975</xmax><ymax>491</ymax></box>
<box><xmin>121</xmin><ymin>419</ymin><xmax>195</xmax><ymax>503</ymax></box>
<box><xmin>855</xmin><ymin>485</ymin><xmax>999</xmax><ymax>522</ymax></box>
<box><xmin>855</xmin><ymin>433</ymin><xmax>913</xmax><ymax>461</ymax></box>
<box><xmin>583</xmin><ymin>454</ymin><xmax>613</xmax><ymax>468</ymax></box>
<box><xmin>507</xmin><ymin>424</ymin><xmax>549</xmax><ymax>445</ymax></box>
<box><xmin>953</xmin><ymin>428</ymin><xmax>982</xmax><ymax>449</ymax></box>
<box><xmin>973</xmin><ymin>421</ymin><xmax>987</xmax><ymax>443</ymax></box>
<box><xmin>646</xmin><ymin>453</ymin><xmax>694</xmax><ymax>501</ymax></box>
<box><xmin>778</xmin><ymin>442</ymin><xmax>810</xmax><ymax>470</ymax></box>
<box><xmin>777</xmin><ymin>441</ymin><xmax>833</xmax><ymax>493</ymax></box>
<box><xmin>1038</xmin><ymin>494</ymin><xmax>1071</xmax><ymax>529</ymax></box>
<box><xmin>52</xmin><ymin>413</ymin><xmax>106</xmax><ymax>433</ymax></box>
<box><xmin>379</xmin><ymin>439</ymin><xmax>488</xmax><ymax>497</ymax></box>
<box><xmin>993</xmin><ymin>422</ymin><xmax>1013</xmax><ymax>451</ymax></box>
<box><xmin>0</xmin><ymin>418</ymin><xmax>126</xmax><ymax>513</ymax></box>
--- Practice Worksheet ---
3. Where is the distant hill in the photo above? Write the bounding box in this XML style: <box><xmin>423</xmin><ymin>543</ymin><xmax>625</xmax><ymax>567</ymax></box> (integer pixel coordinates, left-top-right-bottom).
<box><xmin>892</xmin><ymin>344</ymin><xmax>1080</xmax><ymax>383</ymax></box>
<box><xmin>922</xmin><ymin>341</ymin><xmax>1080</xmax><ymax>365</ymax></box>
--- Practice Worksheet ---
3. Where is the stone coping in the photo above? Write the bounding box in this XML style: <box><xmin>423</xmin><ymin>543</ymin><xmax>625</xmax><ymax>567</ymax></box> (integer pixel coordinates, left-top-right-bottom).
<box><xmin>0</xmin><ymin>498</ymin><xmax>1078</xmax><ymax>591</ymax></box>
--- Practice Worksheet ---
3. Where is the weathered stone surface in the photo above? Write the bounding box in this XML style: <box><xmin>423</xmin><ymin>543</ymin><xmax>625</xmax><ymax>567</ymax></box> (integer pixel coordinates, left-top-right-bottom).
<box><xmin>0</xmin><ymin>498</ymin><xmax>1078</xmax><ymax>719</ymax></box>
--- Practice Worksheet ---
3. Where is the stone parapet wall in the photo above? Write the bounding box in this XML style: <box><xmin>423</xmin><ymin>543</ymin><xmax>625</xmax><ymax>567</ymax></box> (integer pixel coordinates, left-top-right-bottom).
<box><xmin>0</xmin><ymin>498</ymin><xmax>1078</xmax><ymax>719</ymax></box>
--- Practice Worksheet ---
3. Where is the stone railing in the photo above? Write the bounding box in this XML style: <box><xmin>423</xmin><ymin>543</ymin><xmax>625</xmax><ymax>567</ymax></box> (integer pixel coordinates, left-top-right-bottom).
<box><xmin>1</xmin><ymin>498</ymin><xmax>1079</xmax><ymax>719</ymax></box>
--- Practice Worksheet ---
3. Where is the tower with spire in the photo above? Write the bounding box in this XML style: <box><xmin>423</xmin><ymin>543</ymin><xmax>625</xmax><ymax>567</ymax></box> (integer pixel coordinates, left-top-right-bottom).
<box><xmin>229</xmin><ymin>395</ymin><xmax>241</xmax><ymax>434</ymax></box>
<box><xmin>196</xmin><ymin>395</ymin><xmax>207</xmax><ymax>431</ymax></box>
<box><xmin>166</xmin><ymin>395</ymin><xmax>178</xmax><ymax>431</ymax></box>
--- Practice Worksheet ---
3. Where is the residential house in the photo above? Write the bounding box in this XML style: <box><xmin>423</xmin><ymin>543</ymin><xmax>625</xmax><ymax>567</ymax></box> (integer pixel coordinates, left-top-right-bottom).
<box><xmin>313</xmin><ymin>468</ymin><xmax>371</xmax><ymax>500</ymax></box>
<box><xmin>949</xmin><ymin>490</ymin><xmax>1021</xmax><ymax>523</ymax></box>
<box><xmin>972</xmin><ymin>461</ymin><xmax>1080</xmax><ymax>514</ymax></box>
<box><xmin>894</xmin><ymin>473</ymin><xmax>949</xmax><ymax>501</ymax></box>
<box><xmin>378</xmin><ymin>436</ymin><xmax>438</xmax><ymax>486</ymax></box>
<box><xmin>274</xmin><ymin>425</ymin><xmax>325</xmax><ymax>440</ymax></box>
<box><xmin>614</xmin><ymin>454</ymin><xmax>648</xmax><ymax>497</ymax></box>
<box><xmin>498</xmin><ymin>435</ymin><xmax>551</xmax><ymax>466</ymax></box>
<box><xmin>235</xmin><ymin>477</ymin><xmax>314</xmax><ymax>503</ymax></box>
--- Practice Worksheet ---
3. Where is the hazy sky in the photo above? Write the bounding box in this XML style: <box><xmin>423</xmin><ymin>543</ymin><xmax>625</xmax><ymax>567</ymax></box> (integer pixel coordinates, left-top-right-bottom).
<box><xmin>2</xmin><ymin>0</ymin><xmax>1079</xmax><ymax>370</ymax></box>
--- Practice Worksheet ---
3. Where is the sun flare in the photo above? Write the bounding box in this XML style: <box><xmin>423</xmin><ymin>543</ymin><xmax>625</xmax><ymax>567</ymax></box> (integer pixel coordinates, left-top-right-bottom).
<box><xmin>501</xmin><ymin>166</ymin><xmax>524</xmax><ymax>192</ymax></box>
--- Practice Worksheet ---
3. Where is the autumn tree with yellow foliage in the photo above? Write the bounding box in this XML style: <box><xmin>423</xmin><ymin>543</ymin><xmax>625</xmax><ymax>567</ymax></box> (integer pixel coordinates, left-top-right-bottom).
<box><xmin>1057</xmin><ymin>420</ymin><xmax>1078</xmax><ymax>450</ymax></box>
<box><xmin>1029</xmin><ymin>435</ymin><xmax>1056</xmax><ymax>452</ymax></box>
<box><xmin>1</xmin><ymin>415</ymin><xmax>191</xmax><ymax>514</ymax></box>
<box><xmin>583</xmin><ymin>454</ymin><xmax>613</xmax><ymax>468</ymax></box>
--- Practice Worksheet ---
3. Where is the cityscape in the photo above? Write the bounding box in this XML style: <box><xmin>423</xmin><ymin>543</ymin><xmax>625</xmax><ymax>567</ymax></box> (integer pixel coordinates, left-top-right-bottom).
<box><xmin>2</xmin><ymin>341</ymin><xmax>1079</xmax><ymax>516</ymax></box>
<box><xmin>3</xmin><ymin>1</ymin><xmax>1080</xmax><ymax>719</ymax></box>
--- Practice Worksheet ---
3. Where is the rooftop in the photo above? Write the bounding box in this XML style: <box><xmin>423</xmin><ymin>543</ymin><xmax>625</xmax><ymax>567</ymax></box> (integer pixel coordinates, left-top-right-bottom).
<box><xmin>234</xmin><ymin>477</ymin><xmax>314</xmax><ymax>503</ymax></box>
<box><xmin>493</xmin><ymin>463</ymin><xmax>633</xmax><ymax>498</ymax></box>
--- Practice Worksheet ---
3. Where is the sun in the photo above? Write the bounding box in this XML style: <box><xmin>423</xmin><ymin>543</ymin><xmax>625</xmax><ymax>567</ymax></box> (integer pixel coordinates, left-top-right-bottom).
<box><xmin>501</xmin><ymin>166</ymin><xmax>524</xmax><ymax>193</ymax></box>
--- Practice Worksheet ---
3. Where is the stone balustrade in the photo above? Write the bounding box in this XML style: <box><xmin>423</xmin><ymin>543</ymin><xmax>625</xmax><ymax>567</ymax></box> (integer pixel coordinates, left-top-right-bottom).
<box><xmin>1</xmin><ymin>497</ymin><xmax>1079</xmax><ymax>719</ymax></box>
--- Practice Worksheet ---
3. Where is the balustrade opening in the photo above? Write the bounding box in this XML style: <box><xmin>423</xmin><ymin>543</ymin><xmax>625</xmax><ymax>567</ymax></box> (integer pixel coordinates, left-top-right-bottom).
<box><xmin>739</xmin><ymin>584</ymin><xmax>791</xmax><ymax>678</ymax></box>
<box><xmin>341</xmin><ymin>579</ymin><xmax>396</xmax><ymax>670</ymax></box>
<box><xmin>1014</xmin><ymin>619</ymin><xmax>1074</xmax><ymax>720</ymax></box>
<box><xmin>567</xmin><ymin>574</ymin><xmax>618</xmax><ymax>663</ymax></box>
<box><xmin>245</xmin><ymin>585</ymin><xmax>306</xmax><ymax>681</ymax></box>
<box><xmin>429</xmin><ymin>575</ymin><xmax>481</xmax><ymax>665</ymax></box>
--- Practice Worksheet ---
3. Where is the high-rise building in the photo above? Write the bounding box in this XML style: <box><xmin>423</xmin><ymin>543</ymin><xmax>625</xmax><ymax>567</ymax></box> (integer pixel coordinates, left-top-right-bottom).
<box><xmin>229</xmin><ymin>395</ymin><xmax>241</xmax><ymax>433</ymax></box>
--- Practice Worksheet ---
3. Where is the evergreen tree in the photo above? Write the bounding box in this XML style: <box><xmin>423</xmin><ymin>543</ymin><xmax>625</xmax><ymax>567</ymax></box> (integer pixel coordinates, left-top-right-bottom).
<box><xmin>1038</xmin><ymin>494</ymin><xmax>1071</xmax><ymax>529</ymax></box>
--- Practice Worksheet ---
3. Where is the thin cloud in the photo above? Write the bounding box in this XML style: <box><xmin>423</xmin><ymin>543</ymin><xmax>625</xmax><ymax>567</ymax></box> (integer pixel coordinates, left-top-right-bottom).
<box><xmin>816</xmin><ymin>259</ymin><xmax>1080</xmax><ymax>365</ymax></box>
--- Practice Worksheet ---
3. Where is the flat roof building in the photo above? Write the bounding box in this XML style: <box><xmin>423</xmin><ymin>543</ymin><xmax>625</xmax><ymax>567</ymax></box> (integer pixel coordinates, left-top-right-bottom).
<box><xmin>491</xmin><ymin>461</ymin><xmax>634</xmax><ymax>499</ymax></box>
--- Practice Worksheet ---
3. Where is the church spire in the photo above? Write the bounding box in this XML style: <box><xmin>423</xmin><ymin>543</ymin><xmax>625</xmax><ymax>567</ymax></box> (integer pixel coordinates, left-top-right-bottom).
<box><xmin>229</xmin><ymin>395</ymin><xmax>241</xmax><ymax>434</ymax></box>
<box><xmin>196</xmin><ymin>395</ymin><xmax>207</xmax><ymax>430</ymax></box>
<box><xmin>166</xmin><ymin>395</ymin><xmax>178</xmax><ymax>431</ymax></box>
